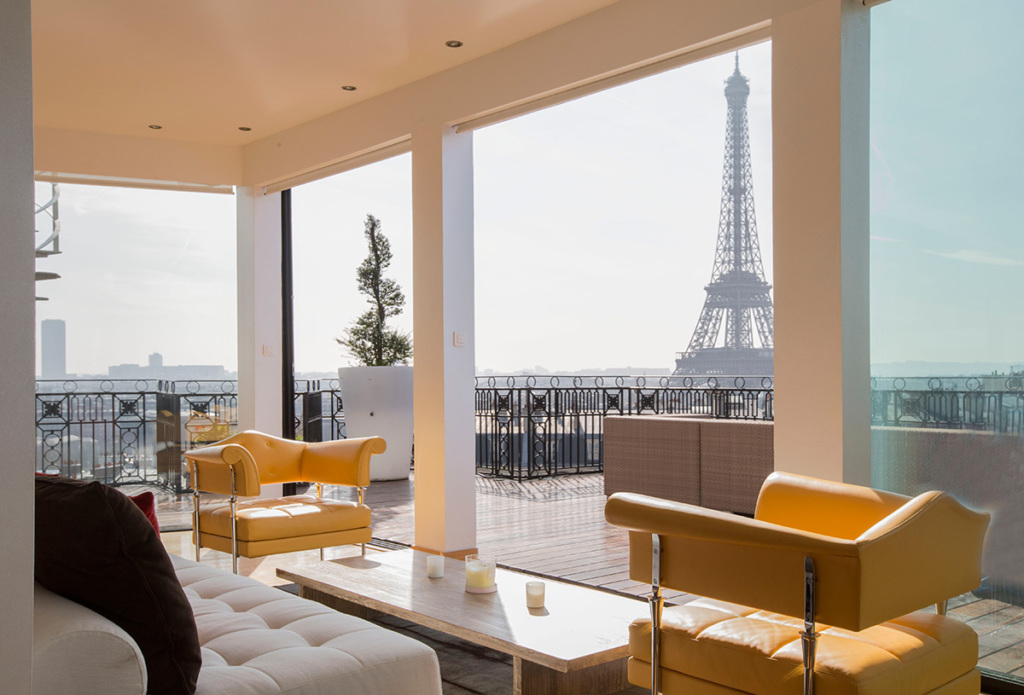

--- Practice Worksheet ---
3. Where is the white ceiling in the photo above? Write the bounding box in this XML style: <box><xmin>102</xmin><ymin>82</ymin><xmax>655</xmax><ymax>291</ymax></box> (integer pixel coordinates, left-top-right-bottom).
<box><xmin>32</xmin><ymin>0</ymin><xmax>623</xmax><ymax>146</ymax></box>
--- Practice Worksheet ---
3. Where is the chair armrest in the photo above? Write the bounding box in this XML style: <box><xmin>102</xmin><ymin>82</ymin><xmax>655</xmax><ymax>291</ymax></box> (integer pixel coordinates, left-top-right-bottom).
<box><xmin>607</xmin><ymin>488</ymin><xmax>991</xmax><ymax>631</ymax></box>
<box><xmin>607</xmin><ymin>492</ymin><xmax>870</xmax><ymax>629</ymax></box>
<box><xmin>183</xmin><ymin>443</ymin><xmax>261</xmax><ymax>496</ymax></box>
<box><xmin>857</xmin><ymin>491</ymin><xmax>989</xmax><ymax>626</ymax></box>
<box><xmin>607</xmin><ymin>491</ymin><xmax>856</xmax><ymax>553</ymax></box>
<box><xmin>300</xmin><ymin>437</ymin><xmax>387</xmax><ymax>488</ymax></box>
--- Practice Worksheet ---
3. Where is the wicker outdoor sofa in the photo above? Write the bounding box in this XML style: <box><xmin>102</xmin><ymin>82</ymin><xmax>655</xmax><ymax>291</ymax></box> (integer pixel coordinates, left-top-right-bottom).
<box><xmin>603</xmin><ymin>415</ymin><xmax>773</xmax><ymax>515</ymax></box>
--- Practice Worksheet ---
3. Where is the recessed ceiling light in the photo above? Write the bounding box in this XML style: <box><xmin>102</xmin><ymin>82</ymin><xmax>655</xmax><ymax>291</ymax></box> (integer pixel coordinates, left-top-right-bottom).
<box><xmin>148</xmin><ymin>124</ymin><xmax>163</xmax><ymax>130</ymax></box>
<box><xmin>445</xmin><ymin>40</ymin><xmax>464</xmax><ymax>48</ymax></box>
<box><xmin>238</xmin><ymin>126</ymin><xmax>252</xmax><ymax>132</ymax></box>
<box><xmin>341</xmin><ymin>85</ymin><xmax>357</xmax><ymax>91</ymax></box>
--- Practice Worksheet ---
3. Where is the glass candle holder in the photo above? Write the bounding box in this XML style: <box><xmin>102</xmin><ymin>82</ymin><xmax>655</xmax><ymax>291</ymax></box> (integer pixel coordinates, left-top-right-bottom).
<box><xmin>526</xmin><ymin>580</ymin><xmax>545</xmax><ymax>608</ymax></box>
<box><xmin>426</xmin><ymin>554</ymin><xmax>445</xmax><ymax>578</ymax></box>
<box><xmin>464</xmin><ymin>554</ymin><xmax>497</xmax><ymax>593</ymax></box>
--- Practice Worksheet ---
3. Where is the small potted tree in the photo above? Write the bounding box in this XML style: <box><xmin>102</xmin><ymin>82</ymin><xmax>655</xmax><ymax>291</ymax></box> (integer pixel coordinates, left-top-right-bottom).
<box><xmin>337</xmin><ymin>214</ymin><xmax>414</xmax><ymax>480</ymax></box>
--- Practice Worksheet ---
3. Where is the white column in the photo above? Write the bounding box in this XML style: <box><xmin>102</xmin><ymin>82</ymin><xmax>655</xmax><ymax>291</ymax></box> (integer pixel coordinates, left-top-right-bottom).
<box><xmin>0</xmin><ymin>0</ymin><xmax>36</xmax><ymax>691</ymax></box>
<box><xmin>772</xmin><ymin>0</ymin><xmax>871</xmax><ymax>484</ymax></box>
<box><xmin>236</xmin><ymin>186</ymin><xmax>284</xmax><ymax>436</ymax></box>
<box><xmin>236</xmin><ymin>187</ymin><xmax>286</xmax><ymax>496</ymax></box>
<box><xmin>412</xmin><ymin>126</ymin><xmax>478</xmax><ymax>555</ymax></box>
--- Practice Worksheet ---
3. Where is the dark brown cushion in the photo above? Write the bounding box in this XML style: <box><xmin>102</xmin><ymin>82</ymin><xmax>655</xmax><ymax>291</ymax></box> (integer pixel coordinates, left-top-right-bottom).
<box><xmin>35</xmin><ymin>477</ymin><xmax>201</xmax><ymax>695</ymax></box>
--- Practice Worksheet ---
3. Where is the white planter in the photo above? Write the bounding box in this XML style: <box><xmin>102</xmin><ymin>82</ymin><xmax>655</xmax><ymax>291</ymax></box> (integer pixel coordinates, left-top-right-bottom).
<box><xmin>338</xmin><ymin>366</ymin><xmax>413</xmax><ymax>481</ymax></box>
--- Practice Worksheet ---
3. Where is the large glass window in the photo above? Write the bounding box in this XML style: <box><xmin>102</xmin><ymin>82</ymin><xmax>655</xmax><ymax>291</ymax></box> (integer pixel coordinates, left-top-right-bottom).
<box><xmin>472</xmin><ymin>45</ymin><xmax>772</xmax><ymax>477</ymax></box>
<box><xmin>473</xmin><ymin>43</ymin><xmax>773</xmax><ymax>378</ymax></box>
<box><xmin>34</xmin><ymin>183</ymin><xmax>237</xmax><ymax>376</ymax></box>
<box><xmin>34</xmin><ymin>182</ymin><xmax>236</xmax><ymax>527</ymax></box>
<box><xmin>870</xmin><ymin>0</ymin><xmax>1024</xmax><ymax>684</ymax></box>
<box><xmin>290</xmin><ymin>155</ymin><xmax>413</xmax><ymax>378</ymax></box>
<box><xmin>289</xmin><ymin>155</ymin><xmax>413</xmax><ymax>442</ymax></box>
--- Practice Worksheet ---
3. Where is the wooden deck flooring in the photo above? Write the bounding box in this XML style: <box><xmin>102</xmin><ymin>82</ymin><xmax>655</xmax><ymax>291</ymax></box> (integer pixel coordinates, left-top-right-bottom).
<box><xmin>150</xmin><ymin>472</ymin><xmax>1024</xmax><ymax>679</ymax></box>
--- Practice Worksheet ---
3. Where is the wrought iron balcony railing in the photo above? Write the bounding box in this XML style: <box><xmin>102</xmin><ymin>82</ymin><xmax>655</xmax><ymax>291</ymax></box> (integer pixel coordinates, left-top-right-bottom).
<box><xmin>33</xmin><ymin>374</ymin><xmax>1023</xmax><ymax>487</ymax></box>
<box><xmin>474</xmin><ymin>375</ymin><xmax>772</xmax><ymax>478</ymax></box>
<box><xmin>871</xmin><ymin>376</ymin><xmax>1023</xmax><ymax>435</ymax></box>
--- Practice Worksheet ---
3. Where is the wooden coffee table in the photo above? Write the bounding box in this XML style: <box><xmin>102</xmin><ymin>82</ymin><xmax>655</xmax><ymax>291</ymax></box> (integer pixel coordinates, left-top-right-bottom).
<box><xmin>277</xmin><ymin>549</ymin><xmax>648</xmax><ymax>695</ymax></box>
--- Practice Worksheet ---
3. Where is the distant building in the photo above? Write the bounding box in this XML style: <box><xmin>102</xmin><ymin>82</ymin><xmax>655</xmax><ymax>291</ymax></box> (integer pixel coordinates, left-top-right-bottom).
<box><xmin>40</xmin><ymin>319</ymin><xmax>66</xmax><ymax>379</ymax></box>
<box><xmin>107</xmin><ymin>352</ymin><xmax>229</xmax><ymax>380</ymax></box>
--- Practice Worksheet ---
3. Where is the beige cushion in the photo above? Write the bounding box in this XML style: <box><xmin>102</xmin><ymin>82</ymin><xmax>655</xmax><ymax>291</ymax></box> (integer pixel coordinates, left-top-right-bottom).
<box><xmin>629</xmin><ymin>598</ymin><xmax>978</xmax><ymax>695</ymax></box>
<box><xmin>33</xmin><ymin>583</ymin><xmax>147</xmax><ymax>695</ymax></box>
<box><xmin>200</xmin><ymin>495</ymin><xmax>370</xmax><ymax>541</ymax></box>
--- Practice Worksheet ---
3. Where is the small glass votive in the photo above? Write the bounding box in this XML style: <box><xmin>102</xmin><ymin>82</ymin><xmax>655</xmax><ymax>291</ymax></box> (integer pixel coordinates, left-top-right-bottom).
<box><xmin>426</xmin><ymin>554</ymin><xmax>445</xmax><ymax>578</ymax></box>
<box><xmin>464</xmin><ymin>554</ymin><xmax>497</xmax><ymax>593</ymax></box>
<box><xmin>526</xmin><ymin>580</ymin><xmax>545</xmax><ymax>608</ymax></box>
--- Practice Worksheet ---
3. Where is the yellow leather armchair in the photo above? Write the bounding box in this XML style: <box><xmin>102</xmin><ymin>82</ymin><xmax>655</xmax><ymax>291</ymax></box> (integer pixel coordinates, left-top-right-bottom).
<box><xmin>185</xmin><ymin>430</ymin><xmax>386</xmax><ymax>573</ymax></box>
<box><xmin>606</xmin><ymin>471</ymin><xmax>990</xmax><ymax>695</ymax></box>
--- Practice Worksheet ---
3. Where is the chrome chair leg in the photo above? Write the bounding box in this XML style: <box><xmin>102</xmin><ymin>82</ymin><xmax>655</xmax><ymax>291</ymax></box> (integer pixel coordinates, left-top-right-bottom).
<box><xmin>800</xmin><ymin>557</ymin><xmax>818</xmax><ymax>695</ymax></box>
<box><xmin>358</xmin><ymin>488</ymin><xmax>368</xmax><ymax>557</ymax></box>
<box><xmin>316</xmin><ymin>484</ymin><xmax>327</xmax><ymax>562</ymax></box>
<box><xmin>191</xmin><ymin>467</ymin><xmax>201</xmax><ymax>562</ymax></box>
<box><xmin>229</xmin><ymin>466</ymin><xmax>238</xmax><ymax>575</ymax></box>
<box><xmin>650</xmin><ymin>534</ymin><xmax>663</xmax><ymax>695</ymax></box>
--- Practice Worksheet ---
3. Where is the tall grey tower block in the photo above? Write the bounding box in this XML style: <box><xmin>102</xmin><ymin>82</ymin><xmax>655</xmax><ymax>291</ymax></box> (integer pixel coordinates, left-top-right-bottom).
<box><xmin>41</xmin><ymin>318</ymin><xmax>66</xmax><ymax>379</ymax></box>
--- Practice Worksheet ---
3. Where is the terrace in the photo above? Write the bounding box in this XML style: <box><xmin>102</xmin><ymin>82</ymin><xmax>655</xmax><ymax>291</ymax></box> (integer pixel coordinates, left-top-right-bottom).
<box><xmin>4</xmin><ymin>0</ymin><xmax>1023</xmax><ymax>693</ymax></box>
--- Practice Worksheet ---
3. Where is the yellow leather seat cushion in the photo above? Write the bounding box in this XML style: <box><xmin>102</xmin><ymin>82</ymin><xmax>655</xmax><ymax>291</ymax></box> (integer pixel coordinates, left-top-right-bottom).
<box><xmin>200</xmin><ymin>495</ymin><xmax>370</xmax><ymax>541</ymax></box>
<box><xmin>629</xmin><ymin>598</ymin><xmax>978</xmax><ymax>695</ymax></box>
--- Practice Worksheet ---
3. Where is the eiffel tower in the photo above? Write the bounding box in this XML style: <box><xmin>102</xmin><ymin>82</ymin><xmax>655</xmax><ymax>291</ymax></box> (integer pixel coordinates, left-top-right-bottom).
<box><xmin>674</xmin><ymin>55</ymin><xmax>774</xmax><ymax>377</ymax></box>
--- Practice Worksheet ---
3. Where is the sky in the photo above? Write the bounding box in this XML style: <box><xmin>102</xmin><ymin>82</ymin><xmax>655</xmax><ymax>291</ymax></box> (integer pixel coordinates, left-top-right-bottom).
<box><xmin>34</xmin><ymin>182</ymin><xmax>237</xmax><ymax>375</ymax></box>
<box><xmin>33</xmin><ymin>1</ymin><xmax>1024</xmax><ymax>377</ymax></box>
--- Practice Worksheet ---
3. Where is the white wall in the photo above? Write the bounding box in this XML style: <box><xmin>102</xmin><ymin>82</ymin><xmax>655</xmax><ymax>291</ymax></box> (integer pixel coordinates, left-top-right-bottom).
<box><xmin>0</xmin><ymin>0</ymin><xmax>37</xmax><ymax>691</ymax></box>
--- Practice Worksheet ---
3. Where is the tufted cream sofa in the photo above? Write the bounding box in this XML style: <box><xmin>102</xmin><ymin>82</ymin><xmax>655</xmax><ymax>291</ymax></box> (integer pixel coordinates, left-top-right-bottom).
<box><xmin>33</xmin><ymin>554</ymin><xmax>443</xmax><ymax>695</ymax></box>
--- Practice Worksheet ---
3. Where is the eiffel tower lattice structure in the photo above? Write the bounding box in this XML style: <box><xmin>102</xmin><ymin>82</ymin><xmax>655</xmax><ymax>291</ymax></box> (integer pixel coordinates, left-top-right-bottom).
<box><xmin>674</xmin><ymin>56</ymin><xmax>774</xmax><ymax>377</ymax></box>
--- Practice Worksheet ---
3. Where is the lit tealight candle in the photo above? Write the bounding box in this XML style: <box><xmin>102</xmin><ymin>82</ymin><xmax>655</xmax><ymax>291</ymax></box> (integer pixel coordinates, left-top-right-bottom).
<box><xmin>526</xmin><ymin>580</ymin><xmax>545</xmax><ymax>609</ymax></box>
<box><xmin>464</xmin><ymin>554</ymin><xmax>496</xmax><ymax>593</ymax></box>
<box><xmin>426</xmin><ymin>554</ymin><xmax>445</xmax><ymax>578</ymax></box>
